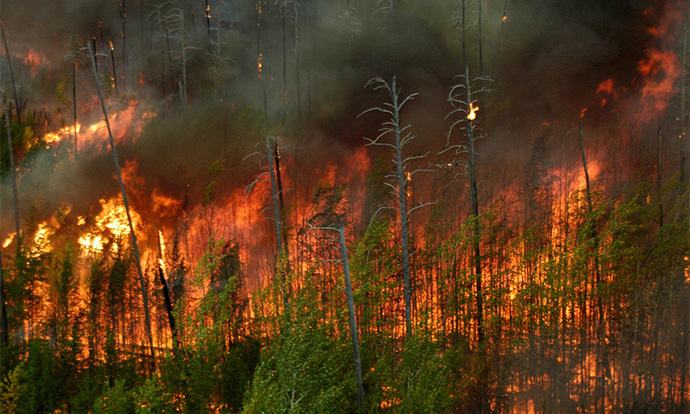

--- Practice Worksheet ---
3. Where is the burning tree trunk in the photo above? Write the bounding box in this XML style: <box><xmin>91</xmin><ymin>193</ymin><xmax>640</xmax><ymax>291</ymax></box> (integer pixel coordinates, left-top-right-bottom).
<box><xmin>88</xmin><ymin>43</ymin><xmax>156</xmax><ymax>369</ymax></box>
<box><xmin>360</xmin><ymin>76</ymin><xmax>431</xmax><ymax>338</ymax></box>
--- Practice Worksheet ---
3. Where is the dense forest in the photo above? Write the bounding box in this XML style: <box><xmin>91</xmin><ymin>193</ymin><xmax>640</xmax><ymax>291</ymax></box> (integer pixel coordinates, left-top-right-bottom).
<box><xmin>0</xmin><ymin>0</ymin><xmax>688</xmax><ymax>412</ymax></box>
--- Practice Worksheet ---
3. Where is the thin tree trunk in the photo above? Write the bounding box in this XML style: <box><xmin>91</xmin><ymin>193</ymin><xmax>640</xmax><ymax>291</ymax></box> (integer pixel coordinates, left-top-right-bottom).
<box><xmin>1</xmin><ymin>25</ymin><xmax>19</xmax><ymax>119</ymax></box>
<box><xmin>339</xmin><ymin>221</ymin><xmax>365</xmax><ymax>412</ymax></box>
<box><xmin>121</xmin><ymin>0</ymin><xmax>127</xmax><ymax>91</ymax></box>
<box><xmin>110</xmin><ymin>42</ymin><xmax>119</xmax><ymax>98</ymax></box>
<box><xmin>157</xmin><ymin>256</ymin><xmax>179</xmax><ymax>349</ymax></box>
<box><xmin>465</xmin><ymin>67</ymin><xmax>483</xmax><ymax>345</ymax></box>
<box><xmin>389</xmin><ymin>77</ymin><xmax>413</xmax><ymax>338</ymax></box>
<box><xmin>477</xmin><ymin>0</ymin><xmax>483</xmax><ymax>73</ymax></box>
<box><xmin>205</xmin><ymin>0</ymin><xmax>211</xmax><ymax>38</ymax></box>
<box><xmin>88</xmin><ymin>43</ymin><xmax>156</xmax><ymax>369</ymax></box>
<box><xmin>657</xmin><ymin>127</ymin><xmax>663</xmax><ymax>228</ymax></box>
<box><xmin>267</xmin><ymin>135</ymin><xmax>287</xmax><ymax>307</ymax></box>
<box><xmin>578</xmin><ymin>122</ymin><xmax>604</xmax><ymax>414</ymax></box>
<box><xmin>72</xmin><ymin>36</ymin><xmax>78</xmax><ymax>157</ymax></box>
<box><xmin>4</xmin><ymin>103</ymin><xmax>19</xmax><ymax>242</ymax></box>
<box><xmin>293</xmin><ymin>0</ymin><xmax>302</xmax><ymax>122</ymax></box>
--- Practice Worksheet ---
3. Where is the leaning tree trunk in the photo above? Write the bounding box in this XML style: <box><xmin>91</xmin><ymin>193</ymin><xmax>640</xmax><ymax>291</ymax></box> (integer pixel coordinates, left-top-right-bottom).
<box><xmin>88</xmin><ymin>43</ymin><xmax>156</xmax><ymax>369</ymax></box>
<box><xmin>338</xmin><ymin>220</ymin><xmax>364</xmax><ymax>412</ymax></box>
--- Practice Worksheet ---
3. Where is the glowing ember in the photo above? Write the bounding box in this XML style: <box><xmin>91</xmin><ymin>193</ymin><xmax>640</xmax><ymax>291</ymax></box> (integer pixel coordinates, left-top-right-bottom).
<box><xmin>467</xmin><ymin>102</ymin><xmax>478</xmax><ymax>120</ymax></box>
<box><xmin>2</xmin><ymin>232</ymin><xmax>16</xmax><ymax>249</ymax></box>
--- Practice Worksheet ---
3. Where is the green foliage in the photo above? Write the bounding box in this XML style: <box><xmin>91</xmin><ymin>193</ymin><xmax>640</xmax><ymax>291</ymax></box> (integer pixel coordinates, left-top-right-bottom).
<box><xmin>243</xmin><ymin>280</ymin><xmax>354</xmax><ymax>414</ymax></box>
<box><xmin>0</xmin><ymin>362</ymin><xmax>25</xmax><ymax>414</ymax></box>
<box><xmin>92</xmin><ymin>379</ymin><xmax>134</xmax><ymax>414</ymax></box>
<box><xmin>132</xmin><ymin>377</ymin><xmax>176</xmax><ymax>414</ymax></box>
<box><xmin>366</xmin><ymin>331</ymin><xmax>451</xmax><ymax>413</ymax></box>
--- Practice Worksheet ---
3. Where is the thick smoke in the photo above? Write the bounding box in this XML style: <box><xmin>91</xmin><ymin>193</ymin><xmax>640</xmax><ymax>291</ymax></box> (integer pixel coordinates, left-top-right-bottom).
<box><xmin>0</xmin><ymin>0</ymin><xmax>682</xmax><ymax>264</ymax></box>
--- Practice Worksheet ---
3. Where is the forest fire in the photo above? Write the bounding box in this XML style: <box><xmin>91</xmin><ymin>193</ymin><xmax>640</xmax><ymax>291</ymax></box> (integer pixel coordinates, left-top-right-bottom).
<box><xmin>0</xmin><ymin>1</ymin><xmax>688</xmax><ymax>413</ymax></box>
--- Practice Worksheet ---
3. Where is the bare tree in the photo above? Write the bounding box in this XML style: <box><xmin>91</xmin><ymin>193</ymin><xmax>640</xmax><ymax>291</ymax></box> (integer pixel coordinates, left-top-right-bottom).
<box><xmin>360</xmin><ymin>76</ymin><xmax>433</xmax><ymax>337</ymax></box>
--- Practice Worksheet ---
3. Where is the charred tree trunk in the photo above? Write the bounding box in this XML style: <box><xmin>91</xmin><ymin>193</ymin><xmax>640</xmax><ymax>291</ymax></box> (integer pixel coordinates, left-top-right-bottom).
<box><xmin>110</xmin><ymin>42</ymin><xmax>119</xmax><ymax>98</ymax></box>
<box><xmin>120</xmin><ymin>0</ymin><xmax>127</xmax><ymax>91</ymax></box>
<box><xmin>4</xmin><ymin>103</ymin><xmax>19</xmax><ymax>244</ymax></box>
<box><xmin>88</xmin><ymin>43</ymin><xmax>156</xmax><ymax>369</ymax></box>
<box><xmin>477</xmin><ymin>0</ymin><xmax>483</xmax><ymax>73</ymax></box>
<box><xmin>72</xmin><ymin>36</ymin><xmax>79</xmax><ymax>157</ymax></box>
<box><xmin>1</xmin><ymin>25</ymin><xmax>20</xmax><ymax>120</ymax></box>
<box><xmin>657</xmin><ymin>127</ymin><xmax>663</xmax><ymax>229</ymax></box>
<box><xmin>267</xmin><ymin>135</ymin><xmax>288</xmax><ymax>307</ymax></box>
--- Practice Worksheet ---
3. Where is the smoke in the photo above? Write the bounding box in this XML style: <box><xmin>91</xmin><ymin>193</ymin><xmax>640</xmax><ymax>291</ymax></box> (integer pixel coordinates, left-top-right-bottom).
<box><xmin>0</xmin><ymin>0</ymin><xmax>684</xmax><ymax>266</ymax></box>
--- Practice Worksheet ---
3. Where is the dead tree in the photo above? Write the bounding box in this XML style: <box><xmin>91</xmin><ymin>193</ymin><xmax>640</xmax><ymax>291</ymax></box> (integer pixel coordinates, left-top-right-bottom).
<box><xmin>443</xmin><ymin>66</ymin><xmax>492</xmax><ymax>345</ymax></box>
<box><xmin>360</xmin><ymin>76</ymin><xmax>433</xmax><ymax>338</ymax></box>
<box><xmin>88</xmin><ymin>43</ymin><xmax>156</xmax><ymax>369</ymax></box>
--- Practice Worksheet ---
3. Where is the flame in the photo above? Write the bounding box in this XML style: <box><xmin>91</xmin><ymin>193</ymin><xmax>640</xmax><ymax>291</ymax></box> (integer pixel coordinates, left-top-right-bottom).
<box><xmin>32</xmin><ymin>222</ymin><xmax>56</xmax><ymax>256</ymax></box>
<box><xmin>21</xmin><ymin>48</ymin><xmax>45</xmax><ymax>78</ymax></box>
<box><xmin>467</xmin><ymin>102</ymin><xmax>478</xmax><ymax>120</ymax></box>
<box><xmin>78</xmin><ymin>197</ymin><xmax>142</xmax><ymax>255</ymax></box>
<box><xmin>158</xmin><ymin>230</ymin><xmax>167</xmax><ymax>273</ymax></box>
<box><xmin>635</xmin><ymin>49</ymin><xmax>680</xmax><ymax>121</ymax></box>
<box><xmin>109</xmin><ymin>40</ymin><xmax>114</xmax><ymax>51</ymax></box>
<box><xmin>44</xmin><ymin>124</ymin><xmax>81</xmax><ymax>145</ymax></box>
<box><xmin>2</xmin><ymin>232</ymin><xmax>16</xmax><ymax>249</ymax></box>
<box><xmin>43</xmin><ymin>102</ymin><xmax>150</xmax><ymax>150</ymax></box>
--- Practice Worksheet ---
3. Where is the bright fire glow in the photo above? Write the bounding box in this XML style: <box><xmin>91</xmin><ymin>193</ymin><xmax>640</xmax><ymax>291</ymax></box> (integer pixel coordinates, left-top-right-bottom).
<box><xmin>2</xmin><ymin>232</ymin><xmax>16</xmax><ymax>249</ymax></box>
<box><xmin>32</xmin><ymin>222</ymin><xmax>55</xmax><ymax>256</ymax></box>
<box><xmin>158</xmin><ymin>230</ymin><xmax>167</xmax><ymax>273</ymax></box>
<box><xmin>78</xmin><ymin>197</ymin><xmax>142</xmax><ymax>254</ymax></box>
<box><xmin>44</xmin><ymin>123</ymin><xmax>81</xmax><ymax>145</ymax></box>
<box><xmin>467</xmin><ymin>102</ymin><xmax>478</xmax><ymax>120</ymax></box>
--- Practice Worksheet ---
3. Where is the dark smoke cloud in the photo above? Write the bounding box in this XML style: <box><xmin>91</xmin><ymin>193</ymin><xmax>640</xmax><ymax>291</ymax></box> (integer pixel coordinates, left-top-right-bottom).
<box><xmin>0</xmin><ymin>0</ymin><xmax>681</xmax><ymax>248</ymax></box>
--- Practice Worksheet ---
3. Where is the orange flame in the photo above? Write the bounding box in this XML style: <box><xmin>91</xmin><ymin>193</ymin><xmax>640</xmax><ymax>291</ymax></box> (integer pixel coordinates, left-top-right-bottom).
<box><xmin>2</xmin><ymin>232</ymin><xmax>16</xmax><ymax>249</ymax></box>
<box><xmin>78</xmin><ymin>197</ymin><xmax>142</xmax><ymax>255</ymax></box>
<box><xmin>467</xmin><ymin>102</ymin><xmax>478</xmax><ymax>120</ymax></box>
<box><xmin>21</xmin><ymin>48</ymin><xmax>45</xmax><ymax>78</ymax></box>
